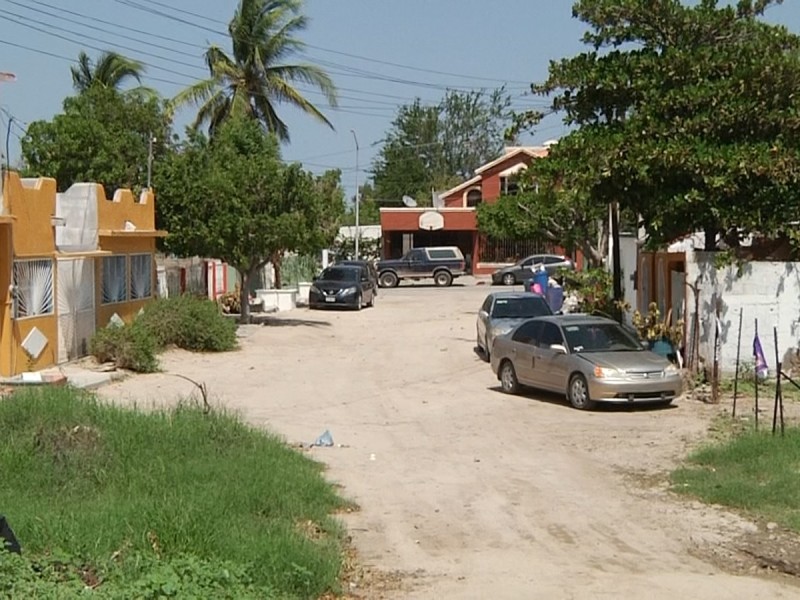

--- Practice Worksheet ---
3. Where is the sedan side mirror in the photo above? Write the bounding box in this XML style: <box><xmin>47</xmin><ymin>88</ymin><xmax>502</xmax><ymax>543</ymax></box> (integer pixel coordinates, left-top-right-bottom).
<box><xmin>550</xmin><ymin>343</ymin><xmax>567</xmax><ymax>354</ymax></box>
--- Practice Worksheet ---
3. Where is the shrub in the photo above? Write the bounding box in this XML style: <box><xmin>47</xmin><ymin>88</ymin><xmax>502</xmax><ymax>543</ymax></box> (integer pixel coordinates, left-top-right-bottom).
<box><xmin>137</xmin><ymin>295</ymin><xmax>238</xmax><ymax>352</ymax></box>
<box><xmin>90</xmin><ymin>322</ymin><xmax>158</xmax><ymax>373</ymax></box>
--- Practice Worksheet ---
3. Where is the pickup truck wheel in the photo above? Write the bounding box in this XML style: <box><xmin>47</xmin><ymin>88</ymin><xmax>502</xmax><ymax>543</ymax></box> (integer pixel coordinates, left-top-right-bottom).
<box><xmin>434</xmin><ymin>270</ymin><xmax>453</xmax><ymax>287</ymax></box>
<box><xmin>379</xmin><ymin>272</ymin><xmax>398</xmax><ymax>288</ymax></box>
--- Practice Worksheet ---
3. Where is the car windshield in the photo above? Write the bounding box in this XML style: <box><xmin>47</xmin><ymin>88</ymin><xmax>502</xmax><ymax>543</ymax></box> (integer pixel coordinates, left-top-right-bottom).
<box><xmin>491</xmin><ymin>297</ymin><xmax>552</xmax><ymax>319</ymax></box>
<box><xmin>320</xmin><ymin>267</ymin><xmax>358</xmax><ymax>282</ymax></box>
<box><xmin>562</xmin><ymin>323</ymin><xmax>643</xmax><ymax>353</ymax></box>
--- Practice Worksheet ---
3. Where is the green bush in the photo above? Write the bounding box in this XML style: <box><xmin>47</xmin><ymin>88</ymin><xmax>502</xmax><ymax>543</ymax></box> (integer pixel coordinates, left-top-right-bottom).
<box><xmin>0</xmin><ymin>387</ymin><xmax>348</xmax><ymax>598</ymax></box>
<box><xmin>137</xmin><ymin>295</ymin><xmax>238</xmax><ymax>352</ymax></box>
<box><xmin>90</xmin><ymin>322</ymin><xmax>158</xmax><ymax>373</ymax></box>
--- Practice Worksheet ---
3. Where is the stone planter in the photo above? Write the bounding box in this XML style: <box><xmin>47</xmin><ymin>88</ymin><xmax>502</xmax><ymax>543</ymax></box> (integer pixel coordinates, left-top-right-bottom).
<box><xmin>254</xmin><ymin>289</ymin><xmax>297</xmax><ymax>312</ymax></box>
<box><xmin>296</xmin><ymin>282</ymin><xmax>312</xmax><ymax>305</ymax></box>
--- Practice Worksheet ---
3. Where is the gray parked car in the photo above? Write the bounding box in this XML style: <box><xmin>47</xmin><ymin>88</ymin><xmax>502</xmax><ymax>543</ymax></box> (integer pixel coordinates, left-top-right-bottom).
<box><xmin>491</xmin><ymin>254</ymin><xmax>574</xmax><ymax>286</ymax></box>
<box><xmin>490</xmin><ymin>314</ymin><xmax>682</xmax><ymax>410</ymax></box>
<box><xmin>476</xmin><ymin>292</ymin><xmax>553</xmax><ymax>361</ymax></box>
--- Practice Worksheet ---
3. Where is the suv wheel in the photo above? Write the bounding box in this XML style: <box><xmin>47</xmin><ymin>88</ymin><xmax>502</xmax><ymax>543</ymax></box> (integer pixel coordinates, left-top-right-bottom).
<box><xmin>379</xmin><ymin>271</ymin><xmax>398</xmax><ymax>288</ymax></box>
<box><xmin>434</xmin><ymin>270</ymin><xmax>453</xmax><ymax>287</ymax></box>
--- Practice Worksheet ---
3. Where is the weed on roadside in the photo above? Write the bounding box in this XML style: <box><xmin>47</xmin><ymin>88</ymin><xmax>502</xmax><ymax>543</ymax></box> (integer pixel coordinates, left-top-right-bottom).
<box><xmin>0</xmin><ymin>386</ymin><xmax>348</xmax><ymax>598</ymax></box>
<box><xmin>672</xmin><ymin>424</ymin><xmax>800</xmax><ymax>532</ymax></box>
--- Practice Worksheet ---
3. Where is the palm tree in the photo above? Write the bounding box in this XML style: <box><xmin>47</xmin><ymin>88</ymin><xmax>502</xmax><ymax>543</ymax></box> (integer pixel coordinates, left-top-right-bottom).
<box><xmin>71</xmin><ymin>51</ymin><xmax>147</xmax><ymax>93</ymax></box>
<box><xmin>172</xmin><ymin>0</ymin><xmax>338</xmax><ymax>141</ymax></box>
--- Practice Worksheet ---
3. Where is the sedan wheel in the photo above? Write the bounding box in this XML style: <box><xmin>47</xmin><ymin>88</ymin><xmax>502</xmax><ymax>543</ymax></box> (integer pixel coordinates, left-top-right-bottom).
<box><xmin>499</xmin><ymin>361</ymin><xmax>519</xmax><ymax>394</ymax></box>
<box><xmin>502</xmin><ymin>273</ymin><xmax>516</xmax><ymax>286</ymax></box>
<box><xmin>484</xmin><ymin>335</ymin><xmax>491</xmax><ymax>362</ymax></box>
<box><xmin>568</xmin><ymin>374</ymin><xmax>595</xmax><ymax>410</ymax></box>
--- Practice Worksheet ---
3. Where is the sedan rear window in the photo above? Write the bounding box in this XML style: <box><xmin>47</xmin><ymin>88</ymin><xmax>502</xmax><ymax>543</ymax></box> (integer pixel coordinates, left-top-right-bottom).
<box><xmin>492</xmin><ymin>297</ymin><xmax>553</xmax><ymax>319</ymax></box>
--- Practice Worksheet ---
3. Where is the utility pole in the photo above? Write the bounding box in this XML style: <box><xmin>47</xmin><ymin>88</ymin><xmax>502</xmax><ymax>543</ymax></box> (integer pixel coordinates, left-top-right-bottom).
<box><xmin>350</xmin><ymin>129</ymin><xmax>360</xmax><ymax>260</ymax></box>
<box><xmin>147</xmin><ymin>132</ymin><xmax>155</xmax><ymax>190</ymax></box>
<box><xmin>0</xmin><ymin>71</ymin><xmax>17</xmax><ymax>204</ymax></box>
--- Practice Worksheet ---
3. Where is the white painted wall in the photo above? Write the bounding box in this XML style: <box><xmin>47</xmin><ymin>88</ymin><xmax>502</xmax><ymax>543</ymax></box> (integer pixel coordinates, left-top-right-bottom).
<box><xmin>686</xmin><ymin>252</ymin><xmax>800</xmax><ymax>374</ymax></box>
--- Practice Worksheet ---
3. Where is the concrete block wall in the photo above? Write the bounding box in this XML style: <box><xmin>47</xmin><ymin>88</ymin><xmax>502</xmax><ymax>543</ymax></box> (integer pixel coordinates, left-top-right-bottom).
<box><xmin>686</xmin><ymin>252</ymin><xmax>800</xmax><ymax>374</ymax></box>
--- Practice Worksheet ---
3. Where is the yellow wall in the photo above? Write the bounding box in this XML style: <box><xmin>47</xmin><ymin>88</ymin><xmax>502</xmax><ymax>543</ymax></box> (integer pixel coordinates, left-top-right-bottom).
<box><xmin>1</xmin><ymin>172</ymin><xmax>163</xmax><ymax>377</ymax></box>
<box><xmin>1</xmin><ymin>174</ymin><xmax>59</xmax><ymax>376</ymax></box>
<box><xmin>0</xmin><ymin>222</ymin><xmax>14</xmax><ymax>376</ymax></box>
<box><xmin>98</xmin><ymin>187</ymin><xmax>155</xmax><ymax>231</ymax></box>
<box><xmin>6</xmin><ymin>175</ymin><xmax>57</xmax><ymax>257</ymax></box>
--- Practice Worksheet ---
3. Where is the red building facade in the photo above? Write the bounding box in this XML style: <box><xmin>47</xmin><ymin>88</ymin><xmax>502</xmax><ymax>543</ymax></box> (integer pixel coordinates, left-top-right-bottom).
<box><xmin>379</xmin><ymin>146</ymin><xmax>553</xmax><ymax>275</ymax></box>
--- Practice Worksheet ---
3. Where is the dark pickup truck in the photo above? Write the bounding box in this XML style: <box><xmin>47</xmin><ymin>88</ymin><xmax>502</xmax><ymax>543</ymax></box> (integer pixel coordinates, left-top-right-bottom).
<box><xmin>376</xmin><ymin>246</ymin><xmax>466</xmax><ymax>288</ymax></box>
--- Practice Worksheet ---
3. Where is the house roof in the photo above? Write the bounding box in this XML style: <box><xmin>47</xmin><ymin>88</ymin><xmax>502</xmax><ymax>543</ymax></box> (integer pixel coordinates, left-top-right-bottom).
<box><xmin>440</xmin><ymin>175</ymin><xmax>482</xmax><ymax>199</ymax></box>
<box><xmin>440</xmin><ymin>146</ymin><xmax>550</xmax><ymax>199</ymax></box>
<box><xmin>474</xmin><ymin>146</ymin><xmax>548</xmax><ymax>175</ymax></box>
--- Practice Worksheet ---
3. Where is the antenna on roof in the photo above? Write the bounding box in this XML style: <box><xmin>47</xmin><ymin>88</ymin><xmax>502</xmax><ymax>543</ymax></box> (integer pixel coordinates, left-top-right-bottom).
<box><xmin>402</xmin><ymin>195</ymin><xmax>417</xmax><ymax>207</ymax></box>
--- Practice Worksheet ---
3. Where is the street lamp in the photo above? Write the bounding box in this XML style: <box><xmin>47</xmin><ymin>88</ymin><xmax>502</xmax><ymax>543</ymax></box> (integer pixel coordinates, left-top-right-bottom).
<box><xmin>350</xmin><ymin>129</ymin><xmax>360</xmax><ymax>261</ymax></box>
<box><xmin>0</xmin><ymin>71</ymin><xmax>17</xmax><ymax>203</ymax></box>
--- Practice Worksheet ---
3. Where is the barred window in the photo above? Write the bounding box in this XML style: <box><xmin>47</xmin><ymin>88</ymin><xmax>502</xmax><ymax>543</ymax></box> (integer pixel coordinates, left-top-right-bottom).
<box><xmin>102</xmin><ymin>255</ymin><xmax>128</xmax><ymax>304</ymax></box>
<box><xmin>13</xmin><ymin>259</ymin><xmax>54</xmax><ymax>318</ymax></box>
<box><xmin>130</xmin><ymin>254</ymin><xmax>153</xmax><ymax>300</ymax></box>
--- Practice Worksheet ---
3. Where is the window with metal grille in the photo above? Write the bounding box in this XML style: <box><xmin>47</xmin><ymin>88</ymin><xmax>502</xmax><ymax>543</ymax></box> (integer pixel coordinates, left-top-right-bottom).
<box><xmin>130</xmin><ymin>254</ymin><xmax>153</xmax><ymax>300</ymax></box>
<box><xmin>102</xmin><ymin>255</ymin><xmax>128</xmax><ymax>304</ymax></box>
<box><xmin>13</xmin><ymin>259</ymin><xmax>54</xmax><ymax>318</ymax></box>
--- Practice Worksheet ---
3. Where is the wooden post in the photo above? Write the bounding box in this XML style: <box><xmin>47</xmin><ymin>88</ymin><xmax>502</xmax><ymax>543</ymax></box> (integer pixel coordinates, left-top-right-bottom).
<box><xmin>732</xmin><ymin>309</ymin><xmax>743</xmax><ymax>417</ymax></box>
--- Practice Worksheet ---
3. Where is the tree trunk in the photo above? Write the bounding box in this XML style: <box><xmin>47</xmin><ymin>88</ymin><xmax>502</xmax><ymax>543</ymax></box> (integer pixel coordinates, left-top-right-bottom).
<box><xmin>272</xmin><ymin>252</ymin><xmax>283</xmax><ymax>289</ymax></box>
<box><xmin>239</xmin><ymin>269</ymin><xmax>251</xmax><ymax>325</ymax></box>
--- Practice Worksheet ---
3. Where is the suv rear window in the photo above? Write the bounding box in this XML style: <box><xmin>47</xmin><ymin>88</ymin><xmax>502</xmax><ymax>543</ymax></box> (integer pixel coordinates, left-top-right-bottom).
<box><xmin>427</xmin><ymin>248</ymin><xmax>460</xmax><ymax>259</ymax></box>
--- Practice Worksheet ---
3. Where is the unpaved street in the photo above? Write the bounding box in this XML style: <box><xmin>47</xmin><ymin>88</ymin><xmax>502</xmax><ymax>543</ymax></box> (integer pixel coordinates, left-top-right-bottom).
<box><xmin>99</xmin><ymin>282</ymin><xmax>800</xmax><ymax>599</ymax></box>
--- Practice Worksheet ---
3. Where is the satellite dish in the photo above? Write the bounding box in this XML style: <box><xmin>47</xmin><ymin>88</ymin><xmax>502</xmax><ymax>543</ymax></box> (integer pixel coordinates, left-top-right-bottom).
<box><xmin>402</xmin><ymin>195</ymin><xmax>417</xmax><ymax>207</ymax></box>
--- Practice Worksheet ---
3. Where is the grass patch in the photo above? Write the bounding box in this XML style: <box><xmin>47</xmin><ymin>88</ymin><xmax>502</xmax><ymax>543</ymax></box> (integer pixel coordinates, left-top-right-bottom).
<box><xmin>0</xmin><ymin>387</ymin><xmax>347</xmax><ymax>598</ymax></box>
<box><xmin>672</xmin><ymin>424</ymin><xmax>800</xmax><ymax>530</ymax></box>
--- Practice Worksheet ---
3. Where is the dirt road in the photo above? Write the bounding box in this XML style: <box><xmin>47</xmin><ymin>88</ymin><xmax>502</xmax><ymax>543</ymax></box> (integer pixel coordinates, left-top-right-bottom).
<box><xmin>99</xmin><ymin>282</ymin><xmax>800</xmax><ymax>599</ymax></box>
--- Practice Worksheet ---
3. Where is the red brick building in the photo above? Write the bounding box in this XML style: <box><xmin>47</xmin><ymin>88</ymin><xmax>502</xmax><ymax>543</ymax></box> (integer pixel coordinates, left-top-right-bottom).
<box><xmin>379</xmin><ymin>145</ymin><xmax>553</xmax><ymax>275</ymax></box>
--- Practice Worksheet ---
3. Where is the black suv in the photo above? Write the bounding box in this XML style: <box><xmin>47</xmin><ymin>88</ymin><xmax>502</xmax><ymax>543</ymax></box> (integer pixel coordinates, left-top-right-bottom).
<box><xmin>376</xmin><ymin>246</ymin><xmax>466</xmax><ymax>288</ymax></box>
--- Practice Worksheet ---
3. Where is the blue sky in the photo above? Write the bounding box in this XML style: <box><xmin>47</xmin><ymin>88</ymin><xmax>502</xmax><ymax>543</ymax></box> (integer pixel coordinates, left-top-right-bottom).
<box><xmin>1</xmin><ymin>0</ymin><xmax>799</xmax><ymax>201</ymax></box>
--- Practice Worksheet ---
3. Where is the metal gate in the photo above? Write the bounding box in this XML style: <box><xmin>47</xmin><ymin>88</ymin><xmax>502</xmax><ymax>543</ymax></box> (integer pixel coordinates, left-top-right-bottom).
<box><xmin>57</xmin><ymin>258</ymin><xmax>96</xmax><ymax>363</ymax></box>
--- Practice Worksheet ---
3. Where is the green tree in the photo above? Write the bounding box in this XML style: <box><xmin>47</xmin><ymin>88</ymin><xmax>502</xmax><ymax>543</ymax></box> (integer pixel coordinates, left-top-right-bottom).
<box><xmin>510</xmin><ymin>0</ymin><xmax>800</xmax><ymax>257</ymax></box>
<box><xmin>372</xmin><ymin>88</ymin><xmax>512</xmax><ymax>203</ymax></box>
<box><xmin>172</xmin><ymin>0</ymin><xmax>337</xmax><ymax>141</ymax></box>
<box><xmin>70</xmin><ymin>50</ymin><xmax>147</xmax><ymax>93</ymax></box>
<box><xmin>20</xmin><ymin>86</ymin><xmax>171</xmax><ymax>195</ymax></box>
<box><xmin>341</xmin><ymin>182</ymin><xmax>381</xmax><ymax>226</ymax></box>
<box><xmin>155</xmin><ymin>117</ymin><xmax>344</xmax><ymax>323</ymax></box>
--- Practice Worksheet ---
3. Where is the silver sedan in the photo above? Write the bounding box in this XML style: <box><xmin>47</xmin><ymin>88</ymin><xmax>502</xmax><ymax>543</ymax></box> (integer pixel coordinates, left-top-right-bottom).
<box><xmin>476</xmin><ymin>292</ymin><xmax>553</xmax><ymax>361</ymax></box>
<box><xmin>490</xmin><ymin>314</ymin><xmax>682</xmax><ymax>410</ymax></box>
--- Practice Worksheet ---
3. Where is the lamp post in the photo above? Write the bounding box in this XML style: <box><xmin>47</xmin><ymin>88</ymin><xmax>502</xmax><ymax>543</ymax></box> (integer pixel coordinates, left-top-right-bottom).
<box><xmin>350</xmin><ymin>129</ymin><xmax>360</xmax><ymax>260</ymax></box>
<box><xmin>0</xmin><ymin>71</ymin><xmax>17</xmax><ymax>203</ymax></box>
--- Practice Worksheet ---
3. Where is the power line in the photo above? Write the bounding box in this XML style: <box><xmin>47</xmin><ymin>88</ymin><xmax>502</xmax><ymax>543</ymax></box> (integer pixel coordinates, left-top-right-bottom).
<box><xmin>2</xmin><ymin>0</ymin><xmax>206</xmax><ymax>62</ymax></box>
<box><xmin>0</xmin><ymin>9</ymin><xmax>206</xmax><ymax>79</ymax></box>
<box><xmin>23</xmin><ymin>0</ymin><xmax>208</xmax><ymax>50</ymax></box>
<box><xmin>110</xmin><ymin>0</ymin><xmax>534</xmax><ymax>86</ymax></box>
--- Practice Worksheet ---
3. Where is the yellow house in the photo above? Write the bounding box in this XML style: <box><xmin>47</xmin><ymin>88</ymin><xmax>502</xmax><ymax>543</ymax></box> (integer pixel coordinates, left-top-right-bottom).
<box><xmin>0</xmin><ymin>171</ymin><xmax>166</xmax><ymax>377</ymax></box>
